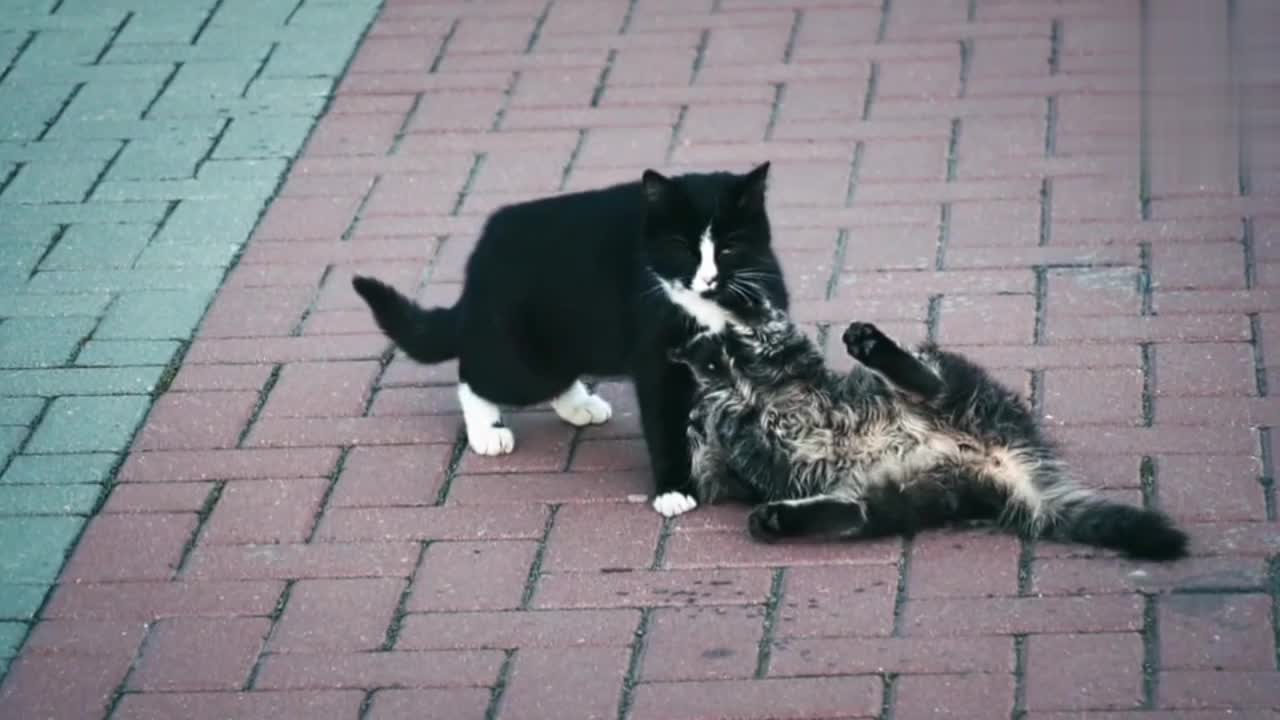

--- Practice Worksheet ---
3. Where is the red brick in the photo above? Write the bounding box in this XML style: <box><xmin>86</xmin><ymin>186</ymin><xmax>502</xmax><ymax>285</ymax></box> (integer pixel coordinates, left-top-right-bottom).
<box><xmin>132</xmin><ymin>391</ymin><xmax>259</xmax><ymax>451</ymax></box>
<box><xmin>304</xmin><ymin>113</ymin><xmax>402</xmax><ymax>156</ymax></box>
<box><xmin>646</xmin><ymin>605</ymin><xmax>765</xmax><ymax>682</ymax></box>
<box><xmin>0</xmin><ymin>653</ymin><xmax>130</xmax><ymax>720</ymax></box>
<box><xmin>347</xmin><ymin>35</ymin><xmax>446</xmax><ymax>73</ymax></box>
<box><xmin>366</xmin><ymin>689</ymin><xmax>491</xmax><ymax>720</ymax></box>
<box><xmin>773</xmin><ymin>564</ymin><xmax>898</xmax><ymax>639</ymax></box>
<box><xmin>533</xmin><ymin>568</ymin><xmax>774</xmax><ymax>609</ymax></box>
<box><xmin>1183</xmin><ymin>521</ymin><xmax>1280</xmax><ymax>557</ymax></box>
<box><xmin>169</xmin><ymin>364</ymin><xmax>274</xmax><ymax>392</ymax></box>
<box><xmin>406</xmin><ymin>540</ymin><xmax>537</xmax><ymax>612</ymax></box>
<box><xmin>858</xmin><ymin>139</ymin><xmax>949</xmax><ymax>181</ymax></box>
<box><xmin>837</xmin><ymin>269</ymin><xmax>1034</xmax><ymax>297</ymax></box>
<box><xmin>1031</xmin><ymin>556</ymin><xmax>1267</xmax><ymax>596</ymax></box>
<box><xmin>895</xmin><ymin>673</ymin><xmax>1017</xmax><ymax>720</ymax></box>
<box><xmin>907</xmin><ymin>531</ymin><xmax>1021</xmax><ymax>597</ymax></box>
<box><xmin>262</xmin><ymin>361</ymin><xmax>381</xmax><ymax>418</ymax></box>
<box><xmin>43</xmin><ymin>580</ymin><xmax>284</xmax><ymax>621</ymax></box>
<box><xmin>1158</xmin><ymin>454</ymin><xmax>1266</xmax><ymax>522</ymax></box>
<box><xmin>630</xmin><ymin>676</ymin><xmax>882</xmax><ymax>720</ymax></box>
<box><xmin>937</xmin><ymin>294</ymin><xmax>1036</xmax><ymax>345</ymax></box>
<box><xmin>244</xmin><ymin>415</ymin><xmax>458</xmax><ymax>448</ymax></box>
<box><xmin>542</xmin><ymin>503</ymin><xmax>659</xmax><ymax>572</ymax></box>
<box><xmin>103</xmin><ymin>481</ymin><xmax>214</xmax><ymax>513</ymax></box>
<box><xmin>768</xmin><ymin>635</ymin><xmax>1013</xmax><ymax>677</ymax></box>
<box><xmin>1156</xmin><ymin>288</ymin><xmax>1280</xmax><ymax>315</ymax></box>
<box><xmin>255</xmin><ymin>196</ymin><xmax>363</xmax><ymax>241</ymax></box>
<box><xmin>1160</xmin><ymin>593</ymin><xmax>1275</xmax><ymax>671</ymax></box>
<box><xmin>1156</xmin><ymin>343</ymin><xmax>1258</xmax><ymax>397</ymax></box>
<box><xmin>446</xmin><ymin>470</ymin><xmax>649</xmax><ymax>505</ymax></box>
<box><xmin>330</xmin><ymin>445</ymin><xmax>452</xmax><ymax>508</ymax></box>
<box><xmin>507</xmin><ymin>66</ymin><xmax>604</xmax><ymax>108</ymax></box>
<box><xmin>568</xmin><ymin>437</ymin><xmax>650</xmax><ymax>472</ymax></box>
<box><xmin>1026</xmin><ymin>633</ymin><xmax>1144</xmax><ymax>711</ymax></box>
<box><xmin>120</xmin><ymin>448</ymin><xmax>340</xmax><ymax>483</ymax></box>
<box><xmin>1052</xmin><ymin>426</ymin><xmax>1256</xmax><ymax>456</ymax></box>
<box><xmin>947</xmin><ymin>199</ymin><xmax>1041</xmax><ymax>247</ymax></box>
<box><xmin>397</xmin><ymin>608</ymin><xmax>641</xmax><ymax>651</ymax></box>
<box><xmin>663</xmin><ymin>529</ymin><xmax>901</xmax><ymax>569</ymax></box>
<box><xmin>131</xmin><ymin>617</ymin><xmax>271</xmax><ymax>691</ymax></box>
<box><xmin>316</xmin><ymin>504</ymin><xmax>548</xmax><ymax>543</ymax></box>
<box><xmin>301</xmin><ymin>309</ymin><xmax>379</xmax><ymax>336</ymax></box>
<box><xmin>23</xmin><ymin>618</ymin><xmax>146</xmax><ymax>657</ymax></box>
<box><xmin>184</xmin><ymin>541</ymin><xmax>421</xmax><ymax>581</ymax></box>
<box><xmin>842</xmin><ymin>230</ymin><xmax>937</xmax><ymax>271</ymax></box>
<box><xmin>903</xmin><ymin>594</ymin><xmax>1144</xmax><ymax>636</ymax></box>
<box><xmin>1046</xmin><ymin>267</ymin><xmax>1143</xmax><ymax>317</ymax></box>
<box><xmin>1152</xmin><ymin>242</ymin><xmax>1248</xmax><ymax>291</ymax></box>
<box><xmin>202</xmin><ymin>478</ymin><xmax>329</xmax><ymax>545</ymax></box>
<box><xmin>457</xmin><ymin>413</ymin><xmax>574</xmax><ymax>474</ymax></box>
<box><xmin>1042</xmin><ymin>368</ymin><xmax>1144</xmax><ymax>425</ymax></box>
<box><xmin>113</xmin><ymin>690</ymin><xmax>365</xmax><ymax>720</ymax></box>
<box><xmin>185</xmin><ymin>334</ymin><xmax>388</xmax><ymax>364</ymax></box>
<box><xmin>269</xmin><ymin>578</ymin><xmax>405</xmax><ymax>653</ymax></box>
<box><xmin>200</xmin><ymin>287</ymin><xmax>315</xmax><ymax>338</ymax></box>
<box><xmin>500</xmin><ymin>647</ymin><xmax>629</xmax><ymax>720</ymax></box>
<box><xmin>62</xmin><ymin>512</ymin><xmax>196</xmax><ymax>582</ymax></box>
<box><xmin>253</xmin><ymin>650</ymin><xmax>504</xmax><ymax>690</ymax></box>
<box><xmin>945</xmin><ymin>244</ymin><xmax>1138</xmax><ymax>270</ymax></box>
<box><xmin>1158</xmin><ymin>671</ymin><xmax>1280</xmax><ymax>710</ymax></box>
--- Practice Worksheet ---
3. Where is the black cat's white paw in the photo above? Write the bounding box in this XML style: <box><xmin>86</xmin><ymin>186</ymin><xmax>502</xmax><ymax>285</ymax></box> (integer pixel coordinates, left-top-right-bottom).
<box><xmin>841</xmin><ymin>321</ymin><xmax>887</xmax><ymax>363</ymax></box>
<box><xmin>652</xmin><ymin>491</ymin><xmax>698</xmax><ymax>518</ymax></box>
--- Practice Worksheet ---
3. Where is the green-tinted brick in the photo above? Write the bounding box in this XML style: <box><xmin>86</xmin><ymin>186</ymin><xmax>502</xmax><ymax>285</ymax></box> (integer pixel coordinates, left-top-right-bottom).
<box><xmin>0</xmin><ymin>317</ymin><xmax>97</xmax><ymax>369</ymax></box>
<box><xmin>59</xmin><ymin>77</ymin><xmax>167</xmax><ymax>124</ymax></box>
<box><xmin>0</xmin><ymin>139</ymin><xmax>123</xmax><ymax>163</ymax></box>
<box><xmin>96</xmin><ymin>289</ymin><xmax>214</xmax><ymax>340</ymax></box>
<box><xmin>1</xmin><ymin>453</ymin><xmax>118</xmax><ymax>486</ymax></box>
<box><xmin>0</xmin><ymin>584</ymin><xmax>46</xmax><ymax>621</ymax></box>
<box><xmin>1</xmin><ymin>160</ymin><xmax>108</xmax><ymax>204</ymax></box>
<box><xmin>153</xmin><ymin>198</ymin><xmax>265</xmax><ymax>245</ymax></box>
<box><xmin>165</xmin><ymin>61</ymin><xmax>264</xmax><ymax>99</ymax></box>
<box><xmin>263</xmin><ymin>42</ymin><xmax>352</xmax><ymax>78</ymax></box>
<box><xmin>25</xmin><ymin>395</ymin><xmax>150</xmax><ymax>453</ymax></box>
<box><xmin>108</xmin><ymin>135</ymin><xmax>214</xmax><ymax>182</ymax></box>
<box><xmin>0</xmin><ymin>367</ymin><xmax>164</xmax><ymax>397</ymax></box>
<box><xmin>0</xmin><ymin>201</ymin><xmax>169</xmax><ymax>226</ymax></box>
<box><xmin>211</xmin><ymin>0</ymin><xmax>298</xmax><ymax>26</ymax></box>
<box><xmin>197</xmin><ymin>158</ymin><xmax>288</xmax><ymax>182</ymax></box>
<box><xmin>45</xmin><ymin>117</ymin><xmax>227</xmax><ymax>142</ymax></box>
<box><xmin>39</xmin><ymin>223</ymin><xmax>155</xmax><ymax>270</ymax></box>
<box><xmin>0</xmin><ymin>428</ymin><xmax>26</xmax><ymax>464</ymax></box>
<box><xmin>27</xmin><ymin>268</ymin><xmax>222</xmax><ymax>294</ymax></box>
<box><xmin>133</xmin><ymin>241</ymin><xmax>241</xmax><ymax>268</ymax></box>
<box><xmin>0</xmin><ymin>516</ymin><xmax>84</xmax><ymax>583</ymax></box>
<box><xmin>16</xmin><ymin>27</ymin><xmax>112</xmax><ymax>65</ymax></box>
<box><xmin>213</xmin><ymin>115</ymin><xmax>315</xmax><ymax>159</ymax></box>
<box><xmin>0</xmin><ymin>485</ymin><xmax>101</xmax><ymax>516</ymax></box>
<box><xmin>92</xmin><ymin>176</ymin><xmax>276</xmax><ymax>202</ymax></box>
<box><xmin>0</xmin><ymin>398</ymin><xmax>44</xmax><ymax>427</ymax></box>
<box><xmin>0</xmin><ymin>293</ymin><xmax>112</xmax><ymax>318</ymax></box>
<box><xmin>0</xmin><ymin>81</ymin><xmax>77</xmax><ymax>140</ymax></box>
<box><xmin>0</xmin><ymin>621</ymin><xmax>25</xmax><ymax>658</ymax></box>
<box><xmin>76</xmin><ymin>339</ymin><xmax>181</xmax><ymax>367</ymax></box>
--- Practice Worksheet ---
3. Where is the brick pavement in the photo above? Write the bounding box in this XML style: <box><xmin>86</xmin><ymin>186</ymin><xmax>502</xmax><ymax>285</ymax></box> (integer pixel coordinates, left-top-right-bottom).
<box><xmin>4</xmin><ymin>0</ymin><xmax>1280</xmax><ymax>718</ymax></box>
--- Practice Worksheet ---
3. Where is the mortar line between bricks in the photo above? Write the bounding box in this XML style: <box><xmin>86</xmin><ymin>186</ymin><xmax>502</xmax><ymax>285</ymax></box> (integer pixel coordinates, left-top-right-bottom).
<box><xmin>235</xmin><ymin>364</ymin><xmax>282</xmax><ymax>447</ymax></box>
<box><xmin>525</xmin><ymin>0</ymin><xmax>553</xmax><ymax>53</ymax></box>
<box><xmin>485</xmin><ymin>649</ymin><xmax>518</xmax><ymax>720</ymax></box>
<box><xmin>1044</xmin><ymin>97</ymin><xmax>1058</xmax><ymax>157</ymax></box>
<box><xmin>141</xmin><ymin>63</ymin><xmax>182</xmax><ymax>120</ymax></box>
<box><xmin>861</xmin><ymin>64</ymin><xmax>879</xmax><ymax>121</ymax></box>
<box><xmin>1140</xmin><ymin>343</ymin><xmax>1155</xmax><ymax>427</ymax></box>
<box><xmin>1037</xmin><ymin>179</ymin><xmax>1052</xmax><ymax>246</ymax></box>
<box><xmin>877</xmin><ymin>673</ymin><xmax>898</xmax><ymax>720</ymax></box>
<box><xmin>0</xmin><ymin>396</ymin><xmax>53</xmax><ymax>485</ymax></box>
<box><xmin>491</xmin><ymin>70</ymin><xmax>523</xmax><ymax>131</ymax></box>
<box><xmin>650</xmin><ymin>515</ymin><xmax>674</xmax><ymax>570</ymax></box>
<box><xmin>1250</xmin><ymin>312</ymin><xmax>1268</xmax><ymax>396</ymax></box>
<box><xmin>826</xmin><ymin>228</ymin><xmax>850</xmax><ymax>302</ymax></box>
<box><xmin>615</xmin><ymin>607</ymin><xmax>652</xmax><ymax>720</ymax></box>
<box><xmin>1029</xmin><ymin>369</ymin><xmax>1045</xmax><ymax>418</ymax></box>
<box><xmin>36</xmin><ymin>82</ymin><xmax>84</xmax><ymax>143</ymax></box>
<box><xmin>1259</xmin><ymin>427</ymin><xmax>1276</xmax><ymax>522</ymax></box>
<box><xmin>81</xmin><ymin>140</ymin><xmax>127</xmax><ymax>203</ymax></box>
<box><xmin>876</xmin><ymin>0</ymin><xmax>893</xmax><ymax>43</ymax></box>
<box><xmin>618</xmin><ymin>0</ymin><xmax>639</xmax><ymax>34</ymax></box>
<box><xmin>934</xmin><ymin>203</ymin><xmax>950</xmax><ymax>271</ymax></box>
<box><xmin>1138</xmin><ymin>0</ymin><xmax>1152</xmax><ymax>220</ymax></box>
<box><xmin>754</xmin><ymin>567</ymin><xmax>786</xmax><ymax>678</ymax></box>
<box><xmin>1049</xmin><ymin>18</ymin><xmax>1062</xmax><ymax>76</ymax></box>
<box><xmin>451</xmin><ymin>152</ymin><xmax>486</xmax><ymax>216</ymax></box>
<box><xmin>381</xmin><ymin>541</ymin><xmax>429</xmax><ymax>651</ymax></box>
<box><xmin>1139</xmin><ymin>455</ymin><xmax>1157</xmax><ymax>509</ymax></box>
<box><xmin>957</xmin><ymin>40</ymin><xmax>972</xmax><ymax>98</ymax></box>
<box><xmin>946</xmin><ymin>118</ymin><xmax>961</xmax><ymax>180</ymax></box>
<box><xmin>304</xmin><ymin>446</ymin><xmax>352</xmax><ymax>544</ymax></box>
<box><xmin>102</xmin><ymin>619</ymin><xmax>154</xmax><ymax>719</ymax></box>
<box><xmin>782</xmin><ymin>9</ymin><xmax>803</xmax><ymax>63</ymax></box>
<box><xmin>1011</xmin><ymin>634</ymin><xmax>1027</xmax><ymax>719</ymax></box>
<box><xmin>0</xmin><ymin>161</ymin><xmax>22</xmax><ymax>197</ymax></box>
<box><xmin>1142</xmin><ymin>593</ymin><xmax>1160</xmax><ymax>709</ymax></box>
<box><xmin>429</xmin><ymin>19</ymin><xmax>460</xmax><ymax>73</ymax></box>
<box><xmin>190</xmin><ymin>0</ymin><xmax>227</xmax><ymax>45</ymax></box>
<box><xmin>1269</xmin><ymin>556</ymin><xmax>1280</xmax><ymax>671</ymax></box>
<box><xmin>389</xmin><ymin>94</ymin><xmax>425</xmax><ymax>154</ymax></box>
<box><xmin>891</xmin><ymin>538</ymin><xmax>911</xmax><ymax>636</ymax></box>
<box><xmin>26</xmin><ymin>224</ymin><xmax>69</xmax><ymax>281</ymax></box>
<box><xmin>519</xmin><ymin>504</ymin><xmax>560</xmax><ymax>609</ymax></box>
<box><xmin>590</xmin><ymin>50</ymin><xmax>617</xmax><ymax>107</ymax></box>
<box><xmin>966</xmin><ymin>0</ymin><xmax>977</xmax><ymax>22</ymax></box>
<box><xmin>171</xmin><ymin>480</ymin><xmax>225</xmax><ymax>576</ymax></box>
<box><xmin>244</xmin><ymin>579</ymin><xmax>296</xmax><ymax>690</ymax></box>
<box><xmin>68</xmin><ymin>293</ymin><xmax>119</xmax><ymax>365</ymax></box>
<box><xmin>191</xmin><ymin>117</ymin><xmax>233</xmax><ymax>178</ymax></box>
<box><xmin>339</xmin><ymin>178</ymin><xmax>381</xmax><ymax>242</ymax></box>
<box><xmin>690</xmin><ymin>29</ymin><xmax>710</xmax><ymax>85</ymax></box>
<box><xmin>665</xmin><ymin>106</ymin><xmax>688</xmax><ymax>163</ymax></box>
<box><xmin>763</xmin><ymin>83</ymin><xmax>785</xmax><ymax>141</ymax></box>
<box><xmin>239</xmin><ymin>42</ymin><xmax>278</xmax><ymax>99</ymax></box>
<box><xmin>560</xmin><ymin>129</ymin><xmax>588</xmax><ymax>190</ymax></box>
<box><xmin>0</xmin><ymin>31</ymin><xmax>34</xmax><ymax>86</ymax></box>
<box><xmin>92</xmin><ymin>10</ymin><xmax>134</xmax><ymax>65</ymax></box>
<box><xmin>291</xmin><ymin>266</ymin><xmax>335</xmax><ymax>335</ymax></box>
<box><xmin>433</xmin><ymin>428</ymin><xmax>470</xmax><ymax>505</ymax></box>
<box><xmin>925</xmin><ymin>296</ymin><xmax>941</xmax><ymax>344</ymax></box>
<box><xmin>1032</xmin><ymin>266</ymin><xmax>1047</xmax><ymax>344</ymax></box>
<box><xmin>1138</xmin><ymin>241</ymin><xmax>1153</xmax><ymax>315</ymax></box>
<box><xmin>282</xmin><ymin>0</ymin><xmax>308</xmax><ymax>26</ymax></box>
<box><xmin>1016</xmin><ymin>531</ymin><xmax>1035</xmax><ymax>596</ymax></box>
<box><xmin>1243</xmin><ymin>217</ymin><xmax>1257</xmax><ymax>289</ymax></box>
<box><xmin>1227</xmin><ymin>0</ymin><xmax>1250</xmax><ymax>197</ymax></box>
<box><xmin>356</xmin><ymin>689</ymin><xmax>376</xmax><ymax>720</ymax></box>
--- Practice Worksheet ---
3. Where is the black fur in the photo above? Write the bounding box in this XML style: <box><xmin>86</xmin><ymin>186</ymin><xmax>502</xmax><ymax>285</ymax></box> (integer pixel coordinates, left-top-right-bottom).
<box><xmin>352</xmin><ymin>163</ymin><xmax>788</xmax><ymax>500</ymax></box>
<box><xmin>674</xmin><ymin>307</ymin><xmax>1188</xmax><ymax>562</ymax></box>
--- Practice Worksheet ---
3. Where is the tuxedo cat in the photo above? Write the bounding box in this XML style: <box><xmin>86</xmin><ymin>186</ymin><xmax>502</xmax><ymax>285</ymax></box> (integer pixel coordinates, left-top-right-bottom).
<box><xmin>352</xmin><ymin>163</ymin><xmax>788</xmax><ymax>516</ymax></box>
<box><xmin>669</xmin><ymin>305</ymin><xmax>1188</xmax><ymax>561</ymax></box>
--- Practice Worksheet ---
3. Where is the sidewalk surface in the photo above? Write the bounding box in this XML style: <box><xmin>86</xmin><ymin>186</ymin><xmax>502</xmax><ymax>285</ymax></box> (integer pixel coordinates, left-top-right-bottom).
<box><xmin>2</xmin><ymin>0</ymin><xmax>1279</xmax><ymax>718</ymax></box>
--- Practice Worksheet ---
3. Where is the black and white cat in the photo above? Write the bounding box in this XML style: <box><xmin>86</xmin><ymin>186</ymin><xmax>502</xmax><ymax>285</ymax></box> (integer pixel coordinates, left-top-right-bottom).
<box><xmin>668</xmin><ymin>303</ymin><xmax>1188</xmax><ymax>561</ymax></box>
<box><xmin>352</xmin><ymin>163</ymin><xmax>788</xmax><ymax>516</ymax></box>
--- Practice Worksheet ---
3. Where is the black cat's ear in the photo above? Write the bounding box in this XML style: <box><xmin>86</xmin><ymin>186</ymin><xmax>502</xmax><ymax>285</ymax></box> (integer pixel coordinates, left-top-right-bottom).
<box><xmin>732</xmin><ymin>161</ymin><xmax>770</xmax><ymax>212</ymax></box>
<box><xmin>642</xmin><ymin>169</ymin><xmax>674</xmax><ymax>206</ymax></box>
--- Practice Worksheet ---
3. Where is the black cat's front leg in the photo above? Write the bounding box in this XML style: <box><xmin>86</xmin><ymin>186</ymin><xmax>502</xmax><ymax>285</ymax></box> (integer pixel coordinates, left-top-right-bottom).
<box><xmin>748</xmin><ymin>496</ymin><xmax>869</xmax><ymax>542</ymax></box>
<box><xmin>635</xmin><ymin>357</ymin><xmax>700</xmax><ymax>517</ymax></box>
<box><xmin>842</xmin><ymin>322</ymin><xmax>943</xmax><ymax>399</ymax></box>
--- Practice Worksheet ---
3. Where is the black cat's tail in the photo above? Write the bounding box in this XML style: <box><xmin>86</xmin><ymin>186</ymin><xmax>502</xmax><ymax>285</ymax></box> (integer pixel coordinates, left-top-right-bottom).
<box><xmin>352</xmin><ymin>275</ymin><xmax>460</xmax><ymax>364</ymax></box>
<box><xmin>1037</xmin><ymin>491</ymin><xmax>1189</xmax><ymax>561</ymax></box>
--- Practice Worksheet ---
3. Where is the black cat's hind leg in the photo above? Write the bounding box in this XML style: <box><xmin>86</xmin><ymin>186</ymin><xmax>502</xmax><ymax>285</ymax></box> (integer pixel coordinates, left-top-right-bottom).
<box><xmin>747</xmin><ymin>496</ymin><xmax>869</xmax><ymax>542</ymax></box>
<box><xmin>842</xmin><ymin>322</ymin><xmax>944</xmax><ymax>399</ymax></box>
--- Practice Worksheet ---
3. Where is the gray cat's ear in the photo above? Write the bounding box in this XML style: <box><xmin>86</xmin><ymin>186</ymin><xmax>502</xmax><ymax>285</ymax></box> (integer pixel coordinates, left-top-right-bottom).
<box><xmin>733</xmin><ymin>161</ymin><xmax>770</xmax><ymax>212</ymax></box>
<box><xmin>642</xmin><ymin>169</ymin><xmax>674</xmax><ymax>205</ymax></box>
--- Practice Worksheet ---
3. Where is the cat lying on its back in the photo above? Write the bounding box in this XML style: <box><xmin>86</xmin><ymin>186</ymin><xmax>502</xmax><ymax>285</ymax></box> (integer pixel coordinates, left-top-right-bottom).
<box><xmin>668</xmin><ymin>302</ymin><xmax>1188</xmax><ymax>561</ymax></box>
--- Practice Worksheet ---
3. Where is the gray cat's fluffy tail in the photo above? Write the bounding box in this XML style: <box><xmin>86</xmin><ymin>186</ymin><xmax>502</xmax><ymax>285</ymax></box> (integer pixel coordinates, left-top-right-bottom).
<box><xmin>352</xmin><ymin>275</ymin><xmax>460</xmax><ymax>364</ymax></box>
